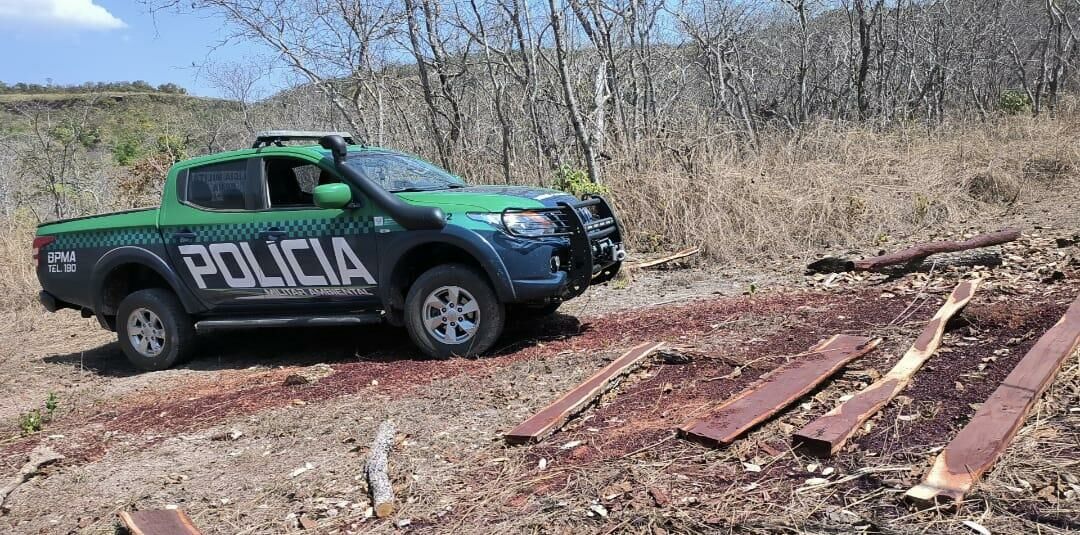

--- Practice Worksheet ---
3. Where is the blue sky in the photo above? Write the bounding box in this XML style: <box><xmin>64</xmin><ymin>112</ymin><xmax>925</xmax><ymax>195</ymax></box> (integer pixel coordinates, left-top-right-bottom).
<box><xmin>0</xmin><ymin>0</ymin><xmax>268</xmax><ymax>97</ymax></box>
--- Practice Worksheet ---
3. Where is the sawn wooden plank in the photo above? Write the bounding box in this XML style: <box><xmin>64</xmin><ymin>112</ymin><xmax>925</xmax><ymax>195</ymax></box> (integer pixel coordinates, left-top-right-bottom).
<box><xmin>905</xmin><ymin>293</ymin><xmax>1080</xmax><ymax>506</ymax></box>
<box><xmin>792</xmin><ymin>279</ymin><xmax>980</xmax><ymax>458</ymax></box>
<box><xmin>119</xmin><ymin>509</ymin><xmax>202</xmax><ymax>535</ymax></box>
<box><xmin>678</xmin><ymin>334</ymin><xmax>881</xmax><ymax>448</ymax></box>
<box><xmin>504</xmin><ymin>341</ymin><xmax>665</xmax><ymax>444</ymax></box>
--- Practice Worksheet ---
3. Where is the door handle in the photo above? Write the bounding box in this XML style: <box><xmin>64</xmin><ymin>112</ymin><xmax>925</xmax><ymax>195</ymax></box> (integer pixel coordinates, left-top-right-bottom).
<box><xmin>173</xmin><ymin>230</ymin><xmax>197</xmax><ymax>242</ymax></box>
<box><xmin>259</xmin><ymin>228</ymin><xmax>288</xmax><ymax>241</ymax></box>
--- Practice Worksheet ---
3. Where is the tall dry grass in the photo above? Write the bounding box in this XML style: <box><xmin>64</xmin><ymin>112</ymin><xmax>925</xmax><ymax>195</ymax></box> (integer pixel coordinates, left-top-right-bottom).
<box><xmin>0</xmin><ymin>219</ymin><xmax>38</xmax><ymax>312</ymax></box>
<box><xmin>3</xmin><ymin>109</ymin><xmax>1078</xmax><ymax>312</ymax></box>
<box><xmin>607</xmin><ymin>106</ymin><xmax>1080</xmax><ymax>262</ymax></box>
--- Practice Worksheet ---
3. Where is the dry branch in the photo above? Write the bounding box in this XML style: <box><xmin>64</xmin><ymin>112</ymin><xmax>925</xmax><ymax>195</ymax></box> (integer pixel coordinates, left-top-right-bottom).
<box><xmin>366</xmin><ymin>420</ymin><xmax>396</xmax><ymax>518</ymax></box>
<box><xmin>118</xmin><ymin>509</ymin><xmax>202</xmax><ymax>535</ymax></box>
<box><xmin>631</xmin><ymin>248</ymin><xmax>701</xmax><ymax>269</ymax></box>
<box><xmin>793</xmin><ymin>279</ymin><xmax>980</xmax><ymax>458</ymax></box>
<box><xmin>0</xmin><ymin>446</ymin><xmax>62</xmax><ymax>511</ymax></box>
<box><xmin>505</xmin><ymin>341</ymin><xmax>665</xmax><ymax>444</ymax></box>
<box><xmin>679</xmin><ymin>335</ymin><xmax>881</xmax><ymax>447</ymax></box>
<box><xmin>905</xmin><ymin>293</ymin><xmax>1080</xmax><ymax>507</ymax></box>
<box><xmin>807</xmin><ymin>229</ymin><xmax>1020</xmax><ymax>273</ymax></box>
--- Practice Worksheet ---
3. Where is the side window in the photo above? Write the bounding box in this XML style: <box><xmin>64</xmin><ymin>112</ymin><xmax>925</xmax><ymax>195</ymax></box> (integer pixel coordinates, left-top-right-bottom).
<box><xmin>185</xmin><ymin>160</ymin><xmax>250</xmax><ymax>210</ymax></box>
<box><xmin>263</xmin><ymin>157</ymin><xmax>339</xmax><ymax>209</ymax></box>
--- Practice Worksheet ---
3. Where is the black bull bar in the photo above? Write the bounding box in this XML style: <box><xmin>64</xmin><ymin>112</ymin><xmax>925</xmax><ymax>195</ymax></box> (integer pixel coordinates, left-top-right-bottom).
<box><xmin>501</xmin><ymin>196</ymin><xmax>625</xmax><ymax>299</ymax></box>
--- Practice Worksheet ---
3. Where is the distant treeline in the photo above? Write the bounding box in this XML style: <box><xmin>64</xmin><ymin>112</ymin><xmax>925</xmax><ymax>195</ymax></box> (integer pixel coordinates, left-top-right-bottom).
<box><xmin>0</xmin><ymin>80</ymin><xmax>187</xmax><ymax>95</ymax></box>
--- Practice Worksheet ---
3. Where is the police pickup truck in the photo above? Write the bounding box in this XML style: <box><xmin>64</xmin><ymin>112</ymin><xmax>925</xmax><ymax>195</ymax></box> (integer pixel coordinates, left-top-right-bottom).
<box><xmin>35</xmin><ymin>132</ymin><xmax>625</xmax><ymax>370</ymax></box>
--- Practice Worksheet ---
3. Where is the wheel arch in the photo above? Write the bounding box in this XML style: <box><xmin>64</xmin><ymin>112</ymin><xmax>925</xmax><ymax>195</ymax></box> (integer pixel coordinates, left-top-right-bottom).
<box><xmin>91</xmin><ymin>247</ymin><xmax>205</xmax><ymax>328</ymax></box>
<box><xmin>378</xmin><ymin>230</ymin><xmax>514</xmax><ymax>322</ymax></box>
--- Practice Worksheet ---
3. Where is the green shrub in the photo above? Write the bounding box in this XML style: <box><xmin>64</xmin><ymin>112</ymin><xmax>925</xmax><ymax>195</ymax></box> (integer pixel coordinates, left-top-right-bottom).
<box><xmin>112</xmin><ymin>137</ymin><xmax>143</xmax><ymax>166</ymax></box>
<box><xmin>18</xmin><ymin>392</ymin><xmax>59</xmax><ymax>436</ymax></box>
<box><xmin>553</xmin><ymin>165</ymin><xmax>609</xmax><ymax>197</ymax></box>
<box><xmin>18</xmin><ymin>409</ymin><xmax>42</xmax><ymax>436</ymax></box>
<box><xmin>998</xmin><ymin>90</ymin><xmax>1031</xmax><ymax>114</ymax></box>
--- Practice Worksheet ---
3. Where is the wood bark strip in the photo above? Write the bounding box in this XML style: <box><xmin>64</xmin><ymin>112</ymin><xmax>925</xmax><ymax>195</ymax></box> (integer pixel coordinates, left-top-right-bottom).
<box><xmin>118</xmin><ymin>510</ymin><xmax>202</xmax><ymax>535</ymax></box>
<box><xmin>0</xmin><ymin>446</ymin><xmax>62</xmax><ymax>511</ymax></box>
<box><xmin>807</xmin><ymin>229</ymin><xmax>1020</xmax><ymax>273</ymax></box>
<box><xmin>905</xmin><ymin>293</ymin><xmax>1080</xmax><ymax>507</ymax></box>
<box><xmin>678</xmin><ymin>335</ymin><xmax>881</xmax><ymax>448</ymax></box>
<box><xmin>505</xmin><ymin>341</ymin><xmax>665</xmax><ymax>444</ymax></box>
<box><xmin>366</xmin><ymin>420</ymin><xmax>396</xmax><ymax>518</ymax></box>
<box><xmin>793</xmin><ymin>279</ymin><xmax>980</xmax><ymax>458</ymax></box>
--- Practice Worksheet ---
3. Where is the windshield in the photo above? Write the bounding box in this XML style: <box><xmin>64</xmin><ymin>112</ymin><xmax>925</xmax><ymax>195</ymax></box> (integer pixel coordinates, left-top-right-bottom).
<box><xmin>344</xmin><ymin>152</ymin><xmax>466</xmax><ymax>192</ymax></box>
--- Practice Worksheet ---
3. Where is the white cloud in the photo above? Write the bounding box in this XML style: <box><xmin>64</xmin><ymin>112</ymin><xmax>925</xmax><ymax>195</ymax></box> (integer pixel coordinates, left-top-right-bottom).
<box><xmin>0</xmin><ymin>0</ymin><xmax>127</xmax><ymax>30</ymax></box>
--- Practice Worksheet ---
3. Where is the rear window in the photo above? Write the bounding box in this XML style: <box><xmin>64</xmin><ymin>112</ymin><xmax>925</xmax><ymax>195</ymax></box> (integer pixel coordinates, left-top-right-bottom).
<box><xmin>185</xmin><ymin>160</ymin><xmax>249</xmax><ymax>210</ymax></box>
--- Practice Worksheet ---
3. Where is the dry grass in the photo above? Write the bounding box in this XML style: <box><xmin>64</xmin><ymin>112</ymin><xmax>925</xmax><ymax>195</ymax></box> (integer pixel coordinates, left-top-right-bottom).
<box><xmin>0</xmin><ymin>218</ymin><xmax>39</xmax><ymax>313</ymax></box>
<box><xmin>606</xmin><ymin>106</ymin><xmax>1080</xmax><ymax>261</ymax></box>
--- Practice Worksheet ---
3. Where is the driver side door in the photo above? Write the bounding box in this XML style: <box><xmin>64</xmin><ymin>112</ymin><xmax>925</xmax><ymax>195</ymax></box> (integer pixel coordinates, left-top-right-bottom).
<box><xmin>246</xmin><ymin>155</ymin><xmax>382</xmax><ymax>311</ymax></box>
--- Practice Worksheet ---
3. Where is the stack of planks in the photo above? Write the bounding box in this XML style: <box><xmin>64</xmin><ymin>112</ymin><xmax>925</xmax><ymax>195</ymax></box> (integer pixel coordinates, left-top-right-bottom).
<box><xmin>792</xmin><ymin>280</ymin><xmax>980</xmax><ymax>457</ymax></box>
<box><xmin>503</xmin><ymin>279</ymin><xmax>1078</xmax><ymax>511</ymax></box>
<box><xmin>905</xmin><ymin>293</ymin><xmax>1080</xmax><ymax>506</ymax></box>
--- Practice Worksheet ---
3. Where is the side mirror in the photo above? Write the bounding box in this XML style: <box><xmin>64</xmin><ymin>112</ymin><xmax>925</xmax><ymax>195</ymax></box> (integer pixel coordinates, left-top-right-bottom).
<box><xmin>313</xmin><ymin>183</ymin><xmax>352</xmax><ymax>209</ymax></box>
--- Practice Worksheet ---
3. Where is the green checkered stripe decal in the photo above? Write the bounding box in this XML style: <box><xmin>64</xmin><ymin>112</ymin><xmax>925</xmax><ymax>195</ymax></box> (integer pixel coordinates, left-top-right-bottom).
<box><xmin>166</xmin><ymin>215</ymin><xmax>386</xmax><ymax>243</ymax></box>
<box><xmin>46</xmin><ymin>216</ymin><xmax>400</xmax><ymax>250</ymax></box>
<box><xmin>48</xmin><ymin>227</ymin><xmax>161</xmax><ymax>249</ymax></box>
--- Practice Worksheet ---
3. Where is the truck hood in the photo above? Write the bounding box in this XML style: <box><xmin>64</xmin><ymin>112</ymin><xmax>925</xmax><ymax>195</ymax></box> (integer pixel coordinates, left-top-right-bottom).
<box><xmin>396</xmin><ymin>185</ymin><xmax>579</xmax><ymax>212</ymax></box>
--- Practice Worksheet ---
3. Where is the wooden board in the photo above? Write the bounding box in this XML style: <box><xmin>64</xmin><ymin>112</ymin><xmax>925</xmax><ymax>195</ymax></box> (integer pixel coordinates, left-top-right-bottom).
<box><xmin>793</xmin><ymin>279</ymin><xmax>980</xmax><ymax>458</ymax></box>
<box><xmin>119</xmin><ymin>510</ymin><xmax>202</xmax><ymax>535</ymax></box>
<box><xmin>504</xmin><ymin>341</ymin><xmax>665</xmax><ymax>444</ymax></box>
<box><xmin>905</xmin><ymin>293</ymin><xmax>1080</xmax><ymax>506</ymax></box>
<box><xmin>678</xmin><ymin>334</ymin><xmax>880</xmax><ymax>448</ymax></box>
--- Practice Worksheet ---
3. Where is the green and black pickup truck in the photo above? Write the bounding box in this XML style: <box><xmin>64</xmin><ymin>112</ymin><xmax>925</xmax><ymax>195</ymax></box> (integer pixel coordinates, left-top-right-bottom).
<box><xmin>34</xmin><ymin>132</ymin><xmax>625</xmax><ymax>370</ymax></box>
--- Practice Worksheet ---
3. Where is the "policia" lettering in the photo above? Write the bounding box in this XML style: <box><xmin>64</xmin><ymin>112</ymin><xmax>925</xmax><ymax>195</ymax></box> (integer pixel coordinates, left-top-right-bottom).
<box><xmin>179</xmin><ymin>237</ymin><xmax>375</xmax><ymax>289</ymax></box>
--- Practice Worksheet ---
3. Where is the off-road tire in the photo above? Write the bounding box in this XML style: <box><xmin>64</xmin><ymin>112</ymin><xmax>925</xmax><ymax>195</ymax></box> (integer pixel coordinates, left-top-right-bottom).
<box><xmin>116</xmin><ymin>288</ymin><xmax>195</xmax><ymax>371</ymax></box>
<box><xmin>404</xmin><ymin>264</ymin><xmax>505</xmax><ymax>359</ymax></box>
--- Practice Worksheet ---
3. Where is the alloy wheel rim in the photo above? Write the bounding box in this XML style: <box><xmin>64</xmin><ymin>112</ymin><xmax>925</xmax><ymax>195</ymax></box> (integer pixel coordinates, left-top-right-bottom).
<box><xmin>127</xmin><ymin>307</ymin><xmax>166</xmax><ymax>357</ymax></box>
<box><xmin>423</xmin><ymin>285</ymin><xmax>480</xmax><ymax>345</ymax></box>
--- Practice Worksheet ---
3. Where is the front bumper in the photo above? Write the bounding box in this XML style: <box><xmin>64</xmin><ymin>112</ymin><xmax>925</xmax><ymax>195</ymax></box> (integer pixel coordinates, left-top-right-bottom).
<box><xmin>503</xmin><ymin>196</ymin><xmax>625</xmax><ymax>301</ymax></box>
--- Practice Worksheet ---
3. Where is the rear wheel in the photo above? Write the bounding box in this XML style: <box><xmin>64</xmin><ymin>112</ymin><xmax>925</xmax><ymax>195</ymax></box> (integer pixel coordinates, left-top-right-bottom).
<box><xmin>116</xmin><ymin>289</ymin><xmax>194</xmax><ymax>371</ymax></box>
<box><xmin>404</xmin><ymin>264</ymin><xmax>504</xmax><ymax>359</ymax></box>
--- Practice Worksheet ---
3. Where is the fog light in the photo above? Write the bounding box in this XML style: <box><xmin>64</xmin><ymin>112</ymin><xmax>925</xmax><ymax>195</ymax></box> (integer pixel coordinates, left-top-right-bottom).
<box><xmin>550</xmin><ymin>255</ymin><xmax>561</xmax><ymax>272</ymax></box>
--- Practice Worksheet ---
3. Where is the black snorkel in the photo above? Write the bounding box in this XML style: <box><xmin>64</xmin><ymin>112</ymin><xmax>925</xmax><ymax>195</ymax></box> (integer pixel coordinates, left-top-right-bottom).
<box><xmin>319</xmin><ymin>135</ymin><xmax>446</xmax><ymax>230</ymax></box>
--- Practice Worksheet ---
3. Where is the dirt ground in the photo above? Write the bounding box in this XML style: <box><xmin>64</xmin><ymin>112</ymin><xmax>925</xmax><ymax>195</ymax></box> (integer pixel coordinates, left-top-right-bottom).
<box><xmin>1</xmin><ymin>193</ymin><xmax>1079</xmax><ymax>534</ymax></box>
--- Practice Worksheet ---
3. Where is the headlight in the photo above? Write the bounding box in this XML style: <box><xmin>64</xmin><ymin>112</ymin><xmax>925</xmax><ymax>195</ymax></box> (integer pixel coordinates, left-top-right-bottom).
<box><xmin>467</xmin><ymin>211</ymin><xmax>559</xmax><ymax>237</ymax></box>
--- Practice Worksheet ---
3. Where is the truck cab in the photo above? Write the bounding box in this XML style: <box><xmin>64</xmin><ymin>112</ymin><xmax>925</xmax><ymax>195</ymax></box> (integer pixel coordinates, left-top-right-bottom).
<box><xmin>35</xmin><ymin>132</ymin><xmax>624</xmax><ymax>369</ymax></box>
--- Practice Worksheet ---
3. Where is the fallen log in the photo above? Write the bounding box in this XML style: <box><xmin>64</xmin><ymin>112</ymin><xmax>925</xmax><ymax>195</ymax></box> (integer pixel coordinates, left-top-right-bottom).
<box><xmin>878</xmin><ymin>248</ymin><xmax>1002</xmax><ymax>273</ymax></box>
<box><xmin>366</xmin><ymin>420</ymin><xmax>396</xmax><ymax>518</ymax></box>
<box><xmin>793</xmin><ymin>279</ymin><xmax>980</xmax><ymax>458</ymax></box>
<box><xmin>807</xmin><ymin>229</ymin><xmax>1020</xmax><ymax>274</ymax></box>
<box><xmin>905</xmin><ymin>293</ymin><xmax>1080</xmax><ymax>507</ymax></box>
<box><xmin>504</xmin><ymin>341</ymin><xmax>665</xmax><ymax>444</ymax></box>
<box><xmin>118</xmin><ymin>509</ymin><xmax>202</xmax><ymax>535</ymax></box>
<box><xmin>632</xmin><ymin>248</ymin><xmax>700</xmax><ymax>269</ymax></box>
<box><xmin>0</xmin><ymin>446</ymin><xmax>62</xmax><ymax>511</ymax></box>
<box><xmin>678</xmin><ymin>335</ymin><xmax>881</xmax><ymax>448</ymax></box>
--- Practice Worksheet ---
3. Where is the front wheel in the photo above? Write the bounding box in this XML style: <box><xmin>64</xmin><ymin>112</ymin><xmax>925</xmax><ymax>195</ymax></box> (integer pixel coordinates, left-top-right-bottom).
<box><xmin>116</xmin><ymin>288</ymin><xmax>195</xmax><ymax>371</ymax></box>
<box><xmin>404</xmin><ymin>264</ymin><xmax>505</xmax><ymax>359</ymax></box>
